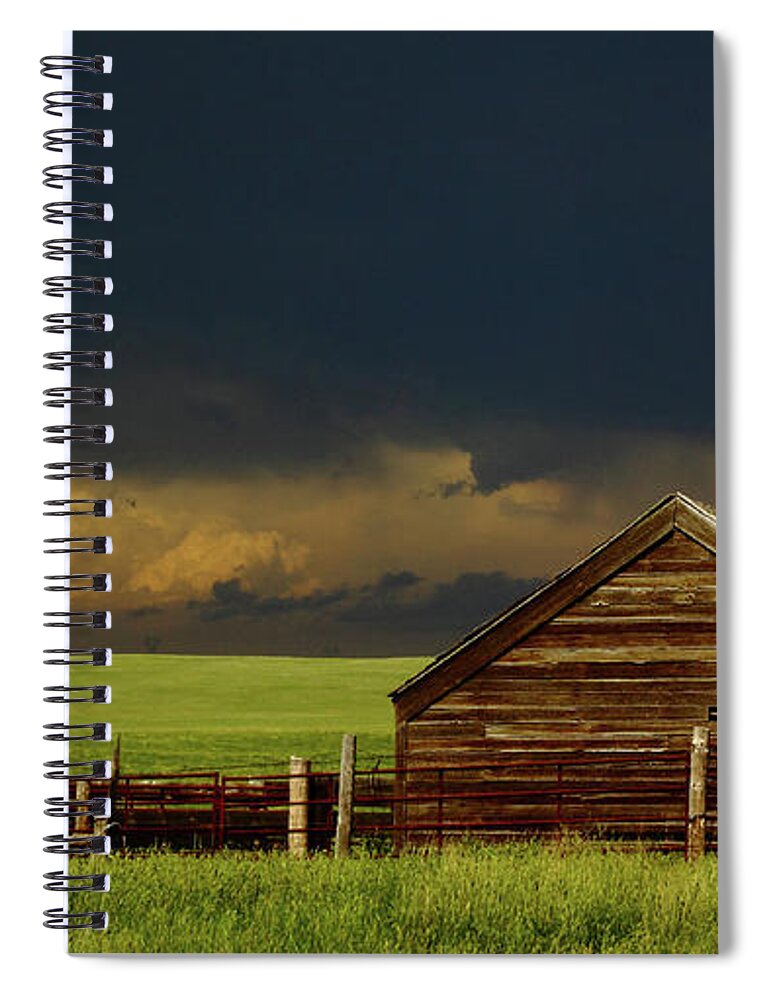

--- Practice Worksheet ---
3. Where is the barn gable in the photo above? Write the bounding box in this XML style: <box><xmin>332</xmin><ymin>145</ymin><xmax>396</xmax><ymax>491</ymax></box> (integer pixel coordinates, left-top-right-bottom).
<box><xmin>406</xmin><ymin>531</ymin><xmax>716</xmax><ymax>758</ymax></box>
<box><xmin>390</xmin><ymin>493</ymin><xmax>716</xmax><ymax>725</ymax></box>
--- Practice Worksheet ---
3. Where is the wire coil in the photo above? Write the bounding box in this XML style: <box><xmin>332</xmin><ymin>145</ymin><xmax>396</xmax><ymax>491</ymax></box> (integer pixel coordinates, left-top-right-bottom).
<box><xmin>44</xmin><ymin>90</ymin><xmax>113</xmax><ymax>116</ymax></box>
<box><xmin>43</xmin><ymin>611</ymin><xmax>111</xmax><ymax>629</ymax></box>
<box><xmin>43</xmin><ymin>312</ymin><xmax>113</xmax><ymax>335</ymax></box>
<box><xmin>43</xmin><ymin>352</ymin><xmax>112</xmax><ymax>371</ymax></box>
<box><xmin>43</xmin><ymin>909</ymin><xmax>108</xmax><ymax>931</ymax></box>
<box><xmin>43</xmin><ymin>424</ymin><xmax>113</xmax><ymax>444</ymax></box>
<box><xmin>43</xmin><ymin>686</ymin><xmax>111</xmax><ymax>705</ymax></box>
<box><xmin>42</xmin><ymin>52</ymin><xmax>112</xmax><ymax>931</ymax></box>
<box><xmin>43</xmin><ymin>835</ymin><xmax>110</xmax><ymax>856</ymax></box>
<box><xmin>43</xmin><ymin>460</ymin><xmax>112</xmax><ymax>479</ymax></box>
<box><xmin>43</xmin><ymin>127</ymin><xmax>112</xmax><ymax>152</ymax></box>
<box><xmin>40</xmin><ymin>54</ymin><xmax>111</xmax><ymax>79</ymax></box>
<box><xmin>43</xmin><ymin>722</ymin><xmax>110</xmax><ymax>742</ymax></box>
<box><xmin>43</xmin><ymin>201</ymin><xmax>112</xmax><ymax>224</ymax></box>
<box><xmin>43</xmin><ymin>237</ymin><xmax>110</xmax><ymax>258</ymax></box>
<box><xmin>44</xmin><ymin>870</ymin><xmax>110</xmax><ymax>891</ymax></box>
<box><xmin>43</xmin><ymin>164</ymin><xmax>112</xmax><ymax>189</ymax></box>
<box><xmin>44</xmin><ymin>537</ymin><xmax>111</xmax><ymax>555</ymax></box>
<box><xmin>44</xmin><ymin>797</ymin><xmax>111</xmax><ymax>818</ymax></box>
<box><xmin>43</xmin><ymin>386</ymin><xmax>112</xmax><ymax>407</ymax></box>
<box><xmin>43</xmin><ymin>275</ymin><xmax>112</xmax><ymax>297</ymax></box>
<box><xmin>43</xmin><ymin>648</ymin><xmax>111</xmax><ymax>667</ymax></box>
<box><xmin>44</xmin><ymin>760</ymin><xmax>110</xmax><ymax>781</ymax></box>
<box><xmin>43</xmin><ymin>498</ymin><xmax>111</xmax><ymax>516</ymax></box>
<box><xmin>44</xmin><ymin>574</ymin><xmax>112</xmax><ymax>593</ymax></box>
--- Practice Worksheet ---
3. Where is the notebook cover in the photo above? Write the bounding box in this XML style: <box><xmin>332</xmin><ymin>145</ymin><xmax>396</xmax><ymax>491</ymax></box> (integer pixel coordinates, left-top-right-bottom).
<box><xmin>65</xmin><ymin>30</ymin><xmax>716</xmax><ymax>954</ymax></box>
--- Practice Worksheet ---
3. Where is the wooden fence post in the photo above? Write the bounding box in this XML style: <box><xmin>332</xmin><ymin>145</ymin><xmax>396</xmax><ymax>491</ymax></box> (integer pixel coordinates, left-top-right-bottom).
<box><xmin>95</xmin><ymin>735</ymin><xmax>120</xmax><ymax>839</ymax></box>
<box><xmin>288</xmin><ymin>756</ymin><xmax>310</xmax><ymax>858</ymax></box>
<box><xmin>335</xmin><ymin>734</ymin><xmax>357</xmax><ymax>858</ymax></box>
<box><xmin>687</xmin><ymin>725</ymin><xmax>709</xmax><ymax>860</ymax></box>
<box><xmin>73</xmin><ymin>780</ymin><xmax>90</xmax><ymax>834</ymax></box>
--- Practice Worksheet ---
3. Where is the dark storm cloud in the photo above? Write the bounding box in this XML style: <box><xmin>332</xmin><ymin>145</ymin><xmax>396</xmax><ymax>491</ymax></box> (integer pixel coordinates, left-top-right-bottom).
<box><xmin>358</xmin><ymin>570</ymin><xmax>424</xmax><ymax>594</ymax></box>
<box><xmin>71</xmin><ymin>30</ymin><xmax>714</xmax><ymax>657</ymax></box>
<box><xmin>190</xmin><ymin>571</ymin><xmax>423</xmax><ymax>623</ymax></box>
<box><xmin>460</xmin><ymin>424</ymin><xmax>712</xmax><ymax>495</ymax></box>
<box><xmin>190</xmin><ymin>578</ymin><xmax>352</xmax><ymax>622</ymax></box>
<box><xmin>414</xmin><ymin>479</ymin><xmax>477</xmax><ymax>500</ymax></box>
<box><xmin>126</xmin><ymin>605</ymin><xmax>163</xmax><ymax>619</ymax></box>
<box><xmin>190</xmin><ymin>568</ymin><xmax>541</xmax><ymax>650</ymax></box>
<box><xmin>338</xmin><ymin>572</ymin><xmax>542</xmax><ymax>641</ymax></box>
<box><xmin>74</xmin><ymin>30</ymin><xmax>714</xmax><ymax>482</ymax></box>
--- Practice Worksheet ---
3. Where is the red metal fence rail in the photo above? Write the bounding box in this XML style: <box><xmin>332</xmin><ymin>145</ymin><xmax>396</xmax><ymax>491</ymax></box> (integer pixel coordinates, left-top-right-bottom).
<box><xmin>73</xmin><ymin>743</ymin><xmax>717</xmax><ymax>855</ymax></box>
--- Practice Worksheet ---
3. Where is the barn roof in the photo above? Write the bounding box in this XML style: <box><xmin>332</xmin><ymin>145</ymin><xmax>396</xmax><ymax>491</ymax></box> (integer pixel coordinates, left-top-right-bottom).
<box><xmin>389</xmin><ymin>492</ymin><xmax>715</xmax><ymax>715</ymax></box>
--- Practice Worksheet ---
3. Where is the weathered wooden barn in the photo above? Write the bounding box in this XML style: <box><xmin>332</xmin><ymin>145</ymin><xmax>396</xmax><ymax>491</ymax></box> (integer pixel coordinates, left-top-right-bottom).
<box><xmin>389</xmin><ymin>493</ymin><xmax>717</xmax><ymax>845</ymax></box>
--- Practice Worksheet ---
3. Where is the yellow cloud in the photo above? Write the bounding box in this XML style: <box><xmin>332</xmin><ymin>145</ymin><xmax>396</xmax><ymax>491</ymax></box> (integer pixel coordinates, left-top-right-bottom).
<box><xmin>126</xmin><ymin>523</ymin><xmax>310</xmax><ymax>602</ymax></box>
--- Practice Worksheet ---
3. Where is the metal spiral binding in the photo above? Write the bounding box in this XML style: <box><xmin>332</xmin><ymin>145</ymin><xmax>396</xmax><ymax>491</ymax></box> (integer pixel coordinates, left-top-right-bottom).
<box><xmin>43</xmin><ymin>910</ymin><xmax>108</xmax><ymax>931</ymax></box>
<box><xmin>43</xmin><ymin>128</ymin><xmax>113</xmax><ymax>152</ymax></box>
<box><xmin>43</xmin><ymin>687</ymin><xmax>111</xmax><ymax>705</ymax></box>
<box><xmin>43</xmin><ymin>202</ymin><xmax>113</xmax><ymax>224</ymax></box>
<box><xmin>43</xmin><ymin>459</ymin><xmax>113</xmax><ymax>478</ymax></box>
<box><xmin>43</xmin><ymin>238</ymin><xmax>112</xmax><ymax>259</ymax></box>
<box><xmin>43</xmin><ymin>312</ymin><xmax>113</xmax><ymax>335</ymax></box>
<box><xmin>44</xmin><ymin>498</ymin><xmax>112</xmax><ymax>516</ymax></box>
<box><xmin>45</xmin><ymin>799</ymin><xmax>111</xmax><ymax>819</ymax></box>
<box><xmin>44</xmin><ymin>574</ymin><xmax>112</xmax><ymax>593</ymax></box>
<box><xmin>44</xmin><ymin>723</ymin><xmax>111</xmax><ymax>742</ymax></box>
<box><xmin>44</xmin><ymin>537</ymin><xmax>112</xmax><ymax>554</ymax></box>
<box><xmin>42</xmin><ymin>52</ymin><xmax>112</xmax><ymax>931</ymax></box>
<box><xmin>43</xmin><ymin>164</ymin><xmax>113</xmax><ymax>189</ymax></box>
<box><xmin>41</xmin><ymin>55</ymin><xmax>111</xmax><ymax>79</ymax></box>
<box><xmin>43</xmin><ymin>425</ymin><xmax>114</xmax><ymax>444</ymax></box>
<box><xmin>43</xmin><ymin>386</ymin><xmax>112</xmax><ymax>406</ymax></box>
<box><xmin>45</xmin><ymin>870</ymin><xmax>109</xmax><ymax>888</ymax></box>
<box><xmin>43</xmin><ymin>610</ymin><xmax>111</xmax><ymax>628</ymax></box>
<box><xmin>43</xmin><ymin>834</ymin><xmax>109</xmax><ymax>856</ymax></box>
<box><xmin>43</xmin><ymin>352</ymin><xmax>113</xmax><ymax>370</ymax></box>
<box><xmin>44</xmin><ymin>91</ymin><xmax>113</xmax><ymax>117</ymax></box>
<box><xmin>44</xmin><ymin>648</ymin><xmax>111</xmax><ymax>666</ymax></box>
<box><xmin>44</xmin><ymin>760</ymin><xmax>110</xmax><ymax>780</ymax></box>
<box><xmin>43</xmin><ymin>274</ymin><xmax>113</xmax><ymax>295</ymax></box>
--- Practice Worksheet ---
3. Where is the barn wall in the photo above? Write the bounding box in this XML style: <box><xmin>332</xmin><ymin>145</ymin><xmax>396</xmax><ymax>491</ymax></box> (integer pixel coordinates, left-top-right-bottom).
<box><xmin>397</xmin><ymin>529</ymin><xmax>716</xmax><ymax>839</ymax></box>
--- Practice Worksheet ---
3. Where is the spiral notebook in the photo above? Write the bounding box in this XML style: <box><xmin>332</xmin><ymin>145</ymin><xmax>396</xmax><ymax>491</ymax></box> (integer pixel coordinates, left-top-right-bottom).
<box><xmin>42</xmin><ymin>30</ymin><xmax>717</xmax><ymax>954</ymax></box>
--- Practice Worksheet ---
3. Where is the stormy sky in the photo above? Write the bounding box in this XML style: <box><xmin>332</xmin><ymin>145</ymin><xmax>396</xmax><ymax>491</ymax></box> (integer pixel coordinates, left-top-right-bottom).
<box><xmin>72</xmin><ymin>31</ymin><xmax>714</xmax><ymax>655</ymax></box>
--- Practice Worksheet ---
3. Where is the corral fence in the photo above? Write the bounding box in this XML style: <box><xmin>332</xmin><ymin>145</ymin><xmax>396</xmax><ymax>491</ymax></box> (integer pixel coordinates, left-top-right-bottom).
<box><xmin>74</xmin><ymin>727</ymin><xmax>716</xmax><ymax>859</ymax></box>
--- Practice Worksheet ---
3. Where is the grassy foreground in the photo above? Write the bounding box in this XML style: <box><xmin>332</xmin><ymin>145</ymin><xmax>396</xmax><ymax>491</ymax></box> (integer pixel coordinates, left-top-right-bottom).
<box><xmin>71</xmin><ymin>654</ymin><xmax>428</xmax><ymax>773</ymax></box>
<box><xmin>70</xmin><ymin>842</ymin><xmax>718</xmax><ymax>954</ymax></box>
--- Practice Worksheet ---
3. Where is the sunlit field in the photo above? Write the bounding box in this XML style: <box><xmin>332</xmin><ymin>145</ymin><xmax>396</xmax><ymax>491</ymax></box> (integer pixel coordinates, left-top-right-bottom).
<box><xmin>72</xmin><ymin>654</ymin><xmax>428</xmax><ymax>773</ymax></box>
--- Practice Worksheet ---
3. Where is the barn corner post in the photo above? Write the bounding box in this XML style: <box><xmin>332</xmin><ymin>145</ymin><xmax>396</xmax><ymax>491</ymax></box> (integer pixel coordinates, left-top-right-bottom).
<box><xmin>686</xmin><ymin>725</ymin><xmax>709</xmax><ymax>861</ymax></box>
<box><xmin>392</xmin><ymin>708</ymin><xmax>409</xmax><ymax>855</ymax></box>
<box><xmin>334</xmin><ymin>733</ymin><xmax>357</xmax><ymax>858</ymax></box>
<box><xmin>288</xmin><ymin>755</ymin><xmax>311</xmax><ymax>858</ymax></box>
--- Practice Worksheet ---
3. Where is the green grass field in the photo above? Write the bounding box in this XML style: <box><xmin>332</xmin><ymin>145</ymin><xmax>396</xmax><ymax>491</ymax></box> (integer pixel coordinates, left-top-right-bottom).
<box><xmin>72</xmin><ymin>654</ymin><xmax>429</xmax><ymax>773</ymax></box>
<box><xmin>67</xmin><ymin>654</ymin><xmax>717</xmax><ymax>955</ymax></box>
<box><xmin>69</xmin><ymin>843</ymin><xmax>718</xmax><ymax>954</ymax></box>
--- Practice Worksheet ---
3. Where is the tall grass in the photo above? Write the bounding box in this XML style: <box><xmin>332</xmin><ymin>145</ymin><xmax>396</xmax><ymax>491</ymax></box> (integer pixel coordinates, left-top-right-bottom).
<box><xmin>69</xmin><ymin>841</ymin><xmax>717</xmax><ymax>954</ymax></box>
